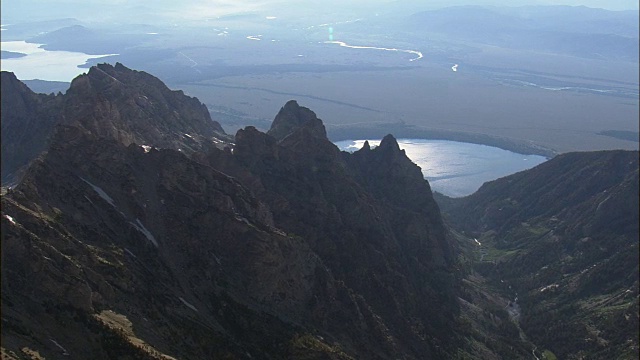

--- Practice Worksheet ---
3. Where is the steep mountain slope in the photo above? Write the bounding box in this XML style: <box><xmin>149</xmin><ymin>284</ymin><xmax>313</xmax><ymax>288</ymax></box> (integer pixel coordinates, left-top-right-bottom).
<box><xmin>1</xmin><ymin>72</ymin><xmax>63</xmax><ymax>185</ymax></box>
<box><xmin>1</xmin><ymin>70</ymin><xmax>460</xmax><ymax>359</ymax></box>
<box><xmin>61</xmin><ymin>63</ymin><xmax>227</xmax><ymax>149</ymax></box>
<box><xmin>437</xmin><ymin>151</ymin><xmax>639</xmax><ymax>359</ymax></box>
<box><xmin>7</xmin><ymin>63</ymin><xmax>633</xmax><ymax>360</ymax></box>
<box><xmin>206</xmin><ymin>102</ymin><xmax>459</xmax><ymax>357</ymax></box>
<box><xmin>1</xmin><ymin>63</ymin><xmax>228</xmax><ymax>185</ymax></box>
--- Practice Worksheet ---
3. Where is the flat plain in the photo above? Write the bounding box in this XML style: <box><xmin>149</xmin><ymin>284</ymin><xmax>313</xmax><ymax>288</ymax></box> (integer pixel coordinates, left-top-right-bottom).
<box><xmin>2</xmin><ymin>6</ymin><xmax>638</xmax><ymax>154</ymax></box>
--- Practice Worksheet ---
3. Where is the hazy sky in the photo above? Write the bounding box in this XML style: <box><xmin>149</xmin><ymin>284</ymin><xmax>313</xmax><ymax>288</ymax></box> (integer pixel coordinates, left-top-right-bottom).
<box><xmin>1</xmin><ymin>0</ymin><xmax>638</xmax><ymax>24</ymax></box>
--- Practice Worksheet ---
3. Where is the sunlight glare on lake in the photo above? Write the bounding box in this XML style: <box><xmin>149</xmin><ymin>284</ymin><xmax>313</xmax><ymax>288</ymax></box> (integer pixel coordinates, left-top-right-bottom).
<box><xmin>1</xmin><ymin>41</ymin><xmax>117</xmax><ymax>82</ymax></box>
<box><xmin>336</xmin><ymin>139</ymin><xmax>547</xmax><ymax>197</ymax></box>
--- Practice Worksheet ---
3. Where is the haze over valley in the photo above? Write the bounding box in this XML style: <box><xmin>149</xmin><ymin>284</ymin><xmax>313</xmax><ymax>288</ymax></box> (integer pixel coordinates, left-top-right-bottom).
<box><xmin>2</xmin><ymin>0</ymin><xmax>638</xmax><ymax>155</ymax></box>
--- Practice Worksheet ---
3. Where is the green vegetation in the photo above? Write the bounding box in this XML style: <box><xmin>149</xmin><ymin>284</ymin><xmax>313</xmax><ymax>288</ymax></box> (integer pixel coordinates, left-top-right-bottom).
<box><xmin>290</xmin><ymin>334</ymin><xmax>355</xmax><ymax>360</ymax></box>
<box><xmin>438</xmin><ymin>150</ymin><xmax>639</xmax><ymax>360</ymax></box>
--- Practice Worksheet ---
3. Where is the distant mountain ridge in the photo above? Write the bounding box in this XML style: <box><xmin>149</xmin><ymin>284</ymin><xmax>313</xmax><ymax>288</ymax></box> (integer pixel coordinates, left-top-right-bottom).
<box><xmin>409</xmin><ymin>5</ymin><xmax>639</xmax><ymax>61</ymax></box>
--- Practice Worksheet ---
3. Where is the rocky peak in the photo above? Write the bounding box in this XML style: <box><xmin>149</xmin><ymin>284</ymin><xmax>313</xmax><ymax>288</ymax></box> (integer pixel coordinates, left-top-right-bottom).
<box><xmin>267</xmin><ymin>100</ymin><xmax>327</xmax><ymax>141</ymax></box>
<box><xmin>1</xmin><ymin>71</ymin><xmax>62</xmax><ymax>120</ymax></box>
<box><xmin>348</xmin><ymin>134</ymin><xmax>451</xmax><ymax>266</ymax></box>
<box><xmin>234</xmin><ymin>126</ymin><xmax>279</xmax><ymax>165</ymax></box>
<box><xmin>1</xmin><ymin>71</ymin><xmax>62</xmax><ymax>184</ymax></box>
<box><xmin>378</xmin><ymin>133</ymin><xmax>402</xmax><ymax>152</ymax></box>
<box><xmin>2</xmin><ymin>69</ymin><xmax>462</xmax><ymax>359</ymax></box>
<box><xmin>373</xmin><ymin>134</ymin><xmax>414</xmax><ymax>164</ymax></box>
<box><xmin>354</xmin><ymin>135</ymin><xmax>406</xmax><ymax>160</ymax></box>
<box><xmin>2</xmin><ymin>63</ymin><xmax>235</xmax><ymax>187</ymax></box>
<box><xmin>63</xmin><ymin>63</ymin><xmax>226</xmax><ymax>151</ymax></box>
<box><xmin>1</xmin><ymin>71</ymin><xmax>32</xmax><ymax>97</ymax></box>
<box><xmin>351</xmin><ymin>134</ymin><xmax>423</xmax><ymax>187</ymax></box>
<box><xmin>1</xmin><ymin>72</ymin><xmax>37</xmax><ymax>124</ymax></box>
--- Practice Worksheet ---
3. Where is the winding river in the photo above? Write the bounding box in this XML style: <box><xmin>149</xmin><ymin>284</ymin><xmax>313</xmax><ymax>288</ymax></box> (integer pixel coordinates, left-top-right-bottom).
<box><xmin>324</xmin><ymin>40</ymin><xmax>423</xmax><ymax>62</ymax></box>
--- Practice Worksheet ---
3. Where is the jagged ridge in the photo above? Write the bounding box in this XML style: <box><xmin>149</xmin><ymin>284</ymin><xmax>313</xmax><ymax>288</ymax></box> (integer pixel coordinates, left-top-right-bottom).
<box><xmin>1</xmin><ymin>67</ymin><xmax>460</xmax><ymax>359</ymax></box>
<box><xmin>1</xmin><ymin>63</ymin><xmax>227</xmax><ymax>185</ymax></box>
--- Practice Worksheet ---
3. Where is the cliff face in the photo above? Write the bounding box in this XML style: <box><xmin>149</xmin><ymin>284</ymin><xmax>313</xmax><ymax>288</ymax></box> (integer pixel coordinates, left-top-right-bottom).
<box><xmin>61</xmin><ymin>63</ymin><xmax>228</xmax><ymax>150</ymax></box>
<box><xmin>1</xmin><ymin>68</ymin><xmax>459</xmax><ymax>359</ymax></box>
<box><xmin>1</xmin><ymin>71</ymin><xmax>63</xmax><ymax>184</ymax></box>
<box><xmin>207</xmin><ymin>103</ymin><xmax>459</xmax><ymax>357</ymax></box>
<box><xmin>4</xmin><ymin>63</ymin><xmax>634</xmax><ymax>360</ymax></box>
<box><xmin>2</xmin><ymin>126</ymin><xmax>334</xmax><ymax>359</ymax></box>
<box><xmin>266</xmin><ymin>100</ymin><xmax>327</xmax><ymax>142</ymax></box>
<box><xmin>1</xmin><ymin>63</ymin><xmax>227</xmax><ymax>185</ymax></box>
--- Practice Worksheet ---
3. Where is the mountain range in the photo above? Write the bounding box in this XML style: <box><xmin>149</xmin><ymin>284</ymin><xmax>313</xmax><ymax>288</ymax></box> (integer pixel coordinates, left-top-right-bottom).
<box><xmin>409</xmin><ymin>5</ymin><xmax>639</xmax><ymax>61</ymax></box>
<box><xmin>1</xmin><ymin>63</ymin><xmax>637</xmax><ymax>359</ymax></box>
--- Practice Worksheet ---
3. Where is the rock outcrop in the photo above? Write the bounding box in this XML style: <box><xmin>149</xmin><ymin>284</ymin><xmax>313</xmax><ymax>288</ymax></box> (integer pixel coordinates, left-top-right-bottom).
<box><xmin>1</xmin><ymin>67</ymin><xmax>460</xmax><ymax>359</ymax></box>
<box><xmin>267</xmin><ymin>100</ymin><xmax>327</xmax><ymax>141</ymax></box>
<box><xmin>1</xmin><ymin>71</ymin><xmax>63</xmax><ymax>184</ymax></box>
<box><xmin>1</xmin><ymin>64</ymin><xmax>227</xmax><ymax>185</ymax></box>
<box><xmin>5</xmin><ymin>63</ymin><xmax>634</xmax><ymax>360</ymax></box>
<box><xmin>206</xmin><ymin>115</ymin><xmax>460</xmax><ymax>358</ymax></box>
<box><xmin>62</xmin><ymin>63</ymin><xmax>228</xmax><ymax>150</ymax></box>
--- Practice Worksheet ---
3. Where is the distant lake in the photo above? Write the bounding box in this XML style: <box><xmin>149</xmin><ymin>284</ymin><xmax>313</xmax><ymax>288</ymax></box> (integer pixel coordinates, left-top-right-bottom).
<box><xmin>0</xmin><ymin>41</ymin><xmax>116</xmax><ymax>82</ymax></box>
<box><xmin>335</xmin><ymin>139</ymin><xmax>548</xmax><ymax>197</ymax></box>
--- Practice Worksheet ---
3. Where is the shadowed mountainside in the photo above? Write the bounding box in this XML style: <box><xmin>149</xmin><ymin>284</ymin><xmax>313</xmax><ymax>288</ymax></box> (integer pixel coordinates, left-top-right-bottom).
<box><xmin>3</xmin><ymin>63</ymin><xmax>636</xmax><ymax>360</ymax></box>
<box><xmin>1</xmin><ymin>67</ymin><xmax>461</xmax><ymax>359</ymax></box>
<box><xmin>437</xmin><ymin>150</ymin><xmax>639</xmax><ymax>359</ymax></box>
<box><xmin>1</xmin><ymin>71</ymin><xmax>63</xmax><ymax>185</ymax></box>
<box><xmin>1</xmin><ymin>63</ymin><xmax>228</xmax><ymax>185</ymax></box>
